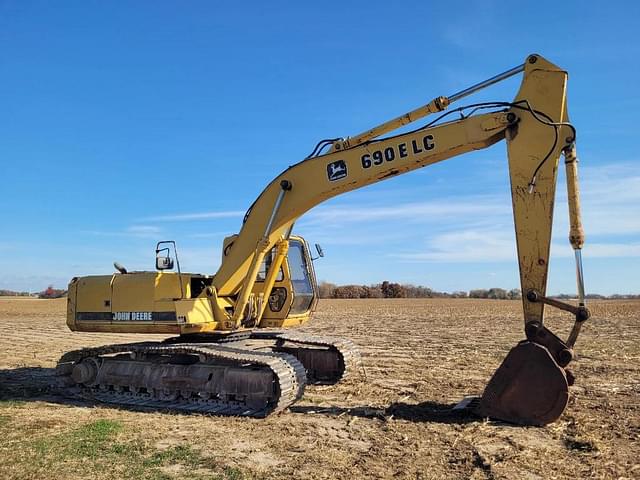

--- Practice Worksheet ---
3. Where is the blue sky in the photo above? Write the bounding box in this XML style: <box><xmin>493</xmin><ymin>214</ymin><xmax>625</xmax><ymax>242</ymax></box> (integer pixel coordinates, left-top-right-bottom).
<box><xmin>1</xmin><ymin>1</ymin><xmax>639</xmax><ymax>294</ymax></box>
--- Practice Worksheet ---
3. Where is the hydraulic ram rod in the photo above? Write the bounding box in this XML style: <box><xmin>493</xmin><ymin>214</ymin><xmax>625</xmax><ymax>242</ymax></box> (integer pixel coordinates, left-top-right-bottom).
<box><xmin>334</xmin><ymin>61</ymin><xmax>526</xmax><ymax>151</ymax></box>
<box><xmin>563</xmin><ymin>143</ymin><xmax>588</xmax><ymax>349</ymax></box>
<box><xmin>448</xmin><ymin>63</ymin><xmax>525</xmax><ymax>103</ymax></box>
<box><xmin>563</xmin><ymin>144</ymin><xmax>586</xmax><ymax>306</ymax></box>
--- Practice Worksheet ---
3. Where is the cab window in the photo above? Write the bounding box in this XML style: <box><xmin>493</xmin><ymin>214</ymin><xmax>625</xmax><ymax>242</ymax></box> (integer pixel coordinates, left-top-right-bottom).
<box><xmin>288</xmin><ymin>240</ymin><xmax>314</xmax><ymax>314</ymax></box>
<box><xmin>256</xmin><ymin>247</ymin><xmax>284</xmax><ymax>282</ymax></box>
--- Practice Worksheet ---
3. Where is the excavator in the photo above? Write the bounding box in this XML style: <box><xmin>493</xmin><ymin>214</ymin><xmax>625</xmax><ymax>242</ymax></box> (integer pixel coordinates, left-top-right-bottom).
<box><xmin>58</xmin><ymin>54</ymin><xmax>591</xmax><ymax>426</ymax></box>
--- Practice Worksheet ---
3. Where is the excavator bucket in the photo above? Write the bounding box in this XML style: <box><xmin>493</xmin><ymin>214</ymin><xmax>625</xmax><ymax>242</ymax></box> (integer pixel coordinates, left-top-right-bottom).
<box><xmin>473</xmin><ymin>341</ymin><xmax>569</xmax><ymax>426</ymax></box>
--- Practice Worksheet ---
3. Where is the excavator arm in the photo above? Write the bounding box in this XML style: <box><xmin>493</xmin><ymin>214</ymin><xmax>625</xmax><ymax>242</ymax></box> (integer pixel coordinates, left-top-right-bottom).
<box><xmin>215</xmin><ymin>54</ymin><xmax>590</xmax><ymax>425</ymax></box>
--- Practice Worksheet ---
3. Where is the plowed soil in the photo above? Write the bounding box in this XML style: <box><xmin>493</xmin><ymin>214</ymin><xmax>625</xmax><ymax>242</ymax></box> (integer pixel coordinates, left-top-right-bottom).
<box><xmin>0</xmin><ymin>297</ymin><xmax>638</xmax><ymax>479</ymax></box>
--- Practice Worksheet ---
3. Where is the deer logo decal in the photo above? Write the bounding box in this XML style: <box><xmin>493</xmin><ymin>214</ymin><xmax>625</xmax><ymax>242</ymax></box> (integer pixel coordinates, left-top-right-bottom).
<box><xmin>327</xmin><ymin>160</ymin><xmax>348</xmax><ymax>181</ymax></box>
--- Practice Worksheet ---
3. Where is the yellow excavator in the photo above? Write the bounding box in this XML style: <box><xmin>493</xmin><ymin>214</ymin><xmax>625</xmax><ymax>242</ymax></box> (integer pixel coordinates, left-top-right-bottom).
<box><xmin>58</xmin><ymin>54</ymin><xmax>590</xmax><ymax>426</ymax></box>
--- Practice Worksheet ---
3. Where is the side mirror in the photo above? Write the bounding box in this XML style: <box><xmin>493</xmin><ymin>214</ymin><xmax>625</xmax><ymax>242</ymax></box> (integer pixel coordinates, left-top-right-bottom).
<box><xmin>315</xmin><ymin>243</ymin><xmax>324</xmax><ymax>258</ymax></box>
<box><xmin>156</xmin><ymin>256</ymin><xmax>174</xmax><ymax>270</ymax></box>
<box><xmin>155</xmin><ymin>241</ymin><xmax>184</xmax><ymax>298</ymax></box>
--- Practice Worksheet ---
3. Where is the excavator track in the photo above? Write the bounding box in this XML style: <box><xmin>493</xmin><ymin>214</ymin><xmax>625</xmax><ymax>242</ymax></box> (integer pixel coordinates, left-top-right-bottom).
<box><xmin>56</xmin><ymin>342</ymin><xmax>306</xmax><ymax>417</ymax></box>
<box><xmin>163</xmin><ymin>330</ymin><xmax>362</xmax><ymax>384</ymax></box>
<box><xmin>254</xmin><ymin>331</ymin><xmax>362</xmax><ymax>384</ymax></box>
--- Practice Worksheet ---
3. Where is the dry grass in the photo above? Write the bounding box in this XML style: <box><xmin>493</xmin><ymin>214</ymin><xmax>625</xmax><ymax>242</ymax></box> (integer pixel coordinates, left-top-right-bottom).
<box><xmin>0</xmin><ymin>297</ymin><xmax>638</xmax><ymax>479</ymax></box>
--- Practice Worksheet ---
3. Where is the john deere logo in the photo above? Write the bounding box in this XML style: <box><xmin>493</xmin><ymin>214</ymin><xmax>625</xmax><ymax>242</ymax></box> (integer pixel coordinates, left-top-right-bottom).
<box><xmin>327</xmin><ymin>160</ymin><xmax>347</xmax><ymax>181</ymax></box>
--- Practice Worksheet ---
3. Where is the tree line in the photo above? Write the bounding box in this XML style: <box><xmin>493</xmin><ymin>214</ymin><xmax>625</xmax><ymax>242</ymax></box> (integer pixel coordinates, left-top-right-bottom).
<box><xmin>318</xmin><ymin>281</ymin><xmax>640</xmax><ymax>300</ymax></box>
<box><xmin>0</xmin><ymin>286</ymin><xmax>67</xmax><ymax>299</ymax></box>
<box><xmin>318</xmin><ymin>281</ymin><xmax>522</xmax><ymax>299</ymax></box>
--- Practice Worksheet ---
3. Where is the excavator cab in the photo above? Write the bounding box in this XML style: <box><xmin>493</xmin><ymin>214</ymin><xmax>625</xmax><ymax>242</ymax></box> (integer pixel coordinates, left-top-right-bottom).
<box><xmin>251</xmin><ymin>236</ymin><xmax>319</xmax><ymax>327</ymax></box>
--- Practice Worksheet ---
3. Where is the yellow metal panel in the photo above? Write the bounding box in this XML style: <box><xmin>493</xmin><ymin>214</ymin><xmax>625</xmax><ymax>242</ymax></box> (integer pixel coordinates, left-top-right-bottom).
<box><xmin>75</xmin><ymin>275</ymin><xmax>113</xmax><ymax>312</ymax></box>
<box><xmin>66</xmin><ymin>279</ymin><xmax>78</xmax><ymax>330</ymax></box>
<box><xmin>111</xmin><ymin>273</ymin><xmax>155</xmax><ymax>312</ymax></box>
<box><xmin>153</xmin><ymin>299</ymin><xmax>176</xmax><ymax>312</ymax></box>
<box><xmin>154</xmin><ymin>272</ymin><xmax>188</xmax><ymax>300</ymax></box>
<box><xmin>175</xmin><ymin>298</ymin><xmax>215</xmax><ymax>324</ymax></box>
<box><xmin>261</xmin><ymin>313</ymin><xmax>311</xmax><ymax>328</ymax></box>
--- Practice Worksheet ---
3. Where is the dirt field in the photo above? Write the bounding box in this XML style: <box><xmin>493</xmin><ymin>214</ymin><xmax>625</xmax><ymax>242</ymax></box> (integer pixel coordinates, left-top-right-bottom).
<box><xmin>0</xmin><ymin>297</ymin><xmax>638</xmax><ymax>479</ymax></box>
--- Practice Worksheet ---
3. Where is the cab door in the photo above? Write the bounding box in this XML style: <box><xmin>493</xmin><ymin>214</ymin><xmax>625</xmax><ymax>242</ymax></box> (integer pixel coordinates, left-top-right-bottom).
<box><xmin>286</xmin><ymin>238</ymin><xmax>318</xmax><ymax>315</ymax></box>
<box><xmin>257</xmin><ymin>237</ymin><xmax>318</xmax><ymax>327</ymax></box>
